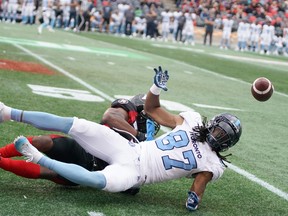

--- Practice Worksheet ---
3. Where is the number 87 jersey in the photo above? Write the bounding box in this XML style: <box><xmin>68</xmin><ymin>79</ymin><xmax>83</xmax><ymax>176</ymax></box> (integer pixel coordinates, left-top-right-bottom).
<box><xmin>139</xmin><ymin>111</ymin><xmax>225</xmax><ymax>184</ymax></box>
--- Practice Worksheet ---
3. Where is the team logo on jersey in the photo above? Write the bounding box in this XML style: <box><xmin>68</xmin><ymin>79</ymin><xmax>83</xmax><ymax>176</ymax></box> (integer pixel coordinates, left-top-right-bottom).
<box><xmin>117</xmin><ymin>99</ymin><xmax>129</xmax><ymax>104</ymax></box>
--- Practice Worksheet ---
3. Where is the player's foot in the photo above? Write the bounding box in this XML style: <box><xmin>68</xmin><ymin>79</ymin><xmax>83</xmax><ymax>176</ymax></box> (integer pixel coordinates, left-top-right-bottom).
<box><xmin>38</xmin><ymin>26</ymin><xmax>42</xmax><ymax>34</ymax></box>
<box><xmin>14</xmin><ymin>136</ymin><xmax>43</xmax><ymax>163</ymax></box>
<box><xmin>48</xmin><ymin>27</ymin><xmax>55</xmax><ymax>32</ymax></box>
<box><xmin>0</xmin><ymin>102</ymin><xmax>11</xmax><ymax>123</ymax></box>
<box><xmin>0</xmin><ymin>102</ymin><xmax>5</xmax><ymax>123</ymax></box>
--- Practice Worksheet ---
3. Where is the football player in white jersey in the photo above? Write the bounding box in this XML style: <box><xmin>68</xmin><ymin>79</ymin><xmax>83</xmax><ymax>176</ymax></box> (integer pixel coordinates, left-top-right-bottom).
<box><xmin>90</xmin><ymin>9</ymin><xmax>102</xmax><ymax>32</ymax></box>
<box><xmin>38</xmin><ymin>0</ymin><xmax>55</xmax><ymax>34</ymax></box>
<box><xmin>21</xmin><ymin>0</ymin><xmax>35</xmax><ymax>24</ymax></box>
<box><xmin>0</xmin><ymin>67</ymin><xmax>242</xmax><ymax>211</ymax></box>
<box><xmin>259</xmin><ymin>20</ymin><xmax>275</xmax><ymax>55</ymax></box>
<box><xmin>1</xmin><ymin>0</ymin><xmax>9</xmax><ymax>22</ymax></box>
<box><xmin>249</xmin><ymin>20</ymin><xmax>262</xmax><ymax>52</ymax></box>
<box><xmin>117</xmin><ymin>2</ymin><xmax>129</xmax><ymax>35</ymax></box>
<box><xmin>283</xmin><ymin>26</ymin><xmax>288</xmax><ymax>56</ymax></box>
<box><xmin>220</xmin><ymin>14</ymin><xmax>234</xmax><ymax>50</ymax></box>
<box><xmin>161</xmin><ymin>8</ymin><xmax>172</xmax><ymax>42</ymax></box>
<box><xmin>6</xmin><ymin>0</ymin><xmax>19</xmax><ymax>23</ymax></box>
<box><xmin>61</xmin><ymin>0</ymin><xmax>71</xmax><ymax>29</ymax></box>
<box><xmin>109</xmin><ymin>9</ymin><xmax>121</xmax><ymax>34</ymax></box>
<box><xmin>182</xmin><ymin>11</ymin><xmax>196</xmax><ymax>46</ymax></box>
<box><xmin>134</xmin><ymin>15</ymin><xmax>146</xmax><ymax>38</ymax></box>
<box><xmin>236</xmin><ymin>18</ymin><xmax>250</xmax><ymax>51</ymax></box>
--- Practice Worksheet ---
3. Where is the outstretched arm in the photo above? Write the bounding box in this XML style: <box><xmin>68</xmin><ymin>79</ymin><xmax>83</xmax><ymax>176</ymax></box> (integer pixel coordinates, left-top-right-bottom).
<box><xmin>186</xmin><ymin>171</ymin><xmax>213</xmax><ymax>211</ymax></box>
<box><xmin>144</xmin><ymin>66</ymin><xmax>183</xmax><ymax>128</ymax></box>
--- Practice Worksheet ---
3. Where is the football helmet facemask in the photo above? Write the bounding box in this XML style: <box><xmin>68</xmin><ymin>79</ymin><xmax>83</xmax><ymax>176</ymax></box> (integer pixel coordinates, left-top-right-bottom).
<box><xmin>130</xmin><ymin>94</ymin><xmax>160</xmax><ymax>136</ymax></box>
<box><xmin>206</xmin><ymin>113</ymin><xmax>242</xmax><ymax>152</ymax></box>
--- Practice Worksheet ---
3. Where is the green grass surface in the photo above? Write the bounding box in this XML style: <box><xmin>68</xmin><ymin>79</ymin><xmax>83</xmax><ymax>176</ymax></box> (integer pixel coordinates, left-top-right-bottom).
<box><xmin>0</xmin><ymin>23</ymin><xmax>287</xmax><ymax>216</ymax></box>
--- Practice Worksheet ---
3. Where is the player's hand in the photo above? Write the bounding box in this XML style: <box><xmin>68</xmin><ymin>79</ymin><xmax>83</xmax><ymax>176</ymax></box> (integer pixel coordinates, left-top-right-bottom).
<box><xmin>146</xmin><ymin>119</ymin><xmax>155</xmax><ymax>141</ymax></box>
<box><xmin>153</xmin><ymin>66</ymin><xmax>169</xmax><ymax>91</ymax></box>
<box><xmin>186</xmin><ymin>191</ymin><xmax>199</xmax><ymax>211</ymax></box>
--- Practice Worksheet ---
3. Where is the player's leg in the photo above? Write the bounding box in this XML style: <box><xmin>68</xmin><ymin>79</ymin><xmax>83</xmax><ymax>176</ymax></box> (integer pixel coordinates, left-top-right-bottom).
<box><xmin>0</xmin><ymin>103</ymin><xmax>73</xmax><ymax>134</ymax></box>
<box><xmin>0</xmin><ymin>102</ymin><xmax>136</xmax><ymax>164</ymax></box>
<box><xmin>14</xmin><ymin>136</ymin><xmax>107</xmax><ymax>189</ymax></box>
<box><xmin>0</xmin><ymin>135</ymin><xmax>75</xmax><ymax>184</ymax></box>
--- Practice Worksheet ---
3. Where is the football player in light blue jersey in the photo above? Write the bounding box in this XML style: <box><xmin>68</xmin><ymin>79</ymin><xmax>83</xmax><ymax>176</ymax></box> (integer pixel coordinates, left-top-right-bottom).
<box><xmin>0</xmin><ymin>66</ymin><xmax>242</xmax><ymax>211</ymax></box>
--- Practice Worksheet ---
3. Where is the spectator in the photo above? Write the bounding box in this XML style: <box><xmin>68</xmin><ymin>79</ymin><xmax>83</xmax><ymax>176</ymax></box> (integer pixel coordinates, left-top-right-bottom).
<box><xmin>65</xmin><ymin>0</ymin><xmax>78</xmax><ymax>31</ymax></box>
<box><xmin>253</xmin><ymin>3</ymin><xmax>266</xmax><ymax>19</ymax></box>
<box><xmin>124</xmin><ymin>5</ymin><xmax>135</xmax><ymax>36</ymax></box>
<box><xmin>99</xmin><ymin>0</ymin><xmax>113</xmax><ymax>33</ymax></box>
<box><xmin>145</xmin><ymin>5</ymin><xmax>157</xmax><ymax>39</ymax></box>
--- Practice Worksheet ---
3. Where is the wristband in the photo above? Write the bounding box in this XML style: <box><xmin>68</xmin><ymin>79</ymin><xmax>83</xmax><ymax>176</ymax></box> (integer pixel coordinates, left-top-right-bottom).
<box><xmin>150</xmin><ymin>84</ymin><xmax>161</xmax><ymax>95</ymax></box>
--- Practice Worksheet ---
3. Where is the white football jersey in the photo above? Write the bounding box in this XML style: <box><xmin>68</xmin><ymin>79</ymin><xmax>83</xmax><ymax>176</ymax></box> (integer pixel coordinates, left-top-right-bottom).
<box><xmin>250</xmin><ymin>23</ymin><xmax>262</xmax><ymax>38</ymax></box>
<box><xmin>222</xmin><ymin>18</ymin><xmax>233</xmax><ymax>32</ymax></box>
<box><xmin>283</xmin><ymin>28</ymin><xmax>288</xmax><ymax>42</ymax></box>
<box><xmin>161</xmin><ymin>11</ymin><xmax>172</xmax><ymax>23</ymax></box>
<box><xmin>140</xmin><ymin>111</ymin><xmax>225</xmax><ymax>184</ymax></box>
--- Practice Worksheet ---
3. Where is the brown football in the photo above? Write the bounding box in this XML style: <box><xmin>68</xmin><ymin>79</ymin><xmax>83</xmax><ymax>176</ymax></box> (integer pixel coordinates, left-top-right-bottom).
<box><xmin>251</xmin><ymin>77</ymin><xmax>274</xmax><ymax>102</ymax></box>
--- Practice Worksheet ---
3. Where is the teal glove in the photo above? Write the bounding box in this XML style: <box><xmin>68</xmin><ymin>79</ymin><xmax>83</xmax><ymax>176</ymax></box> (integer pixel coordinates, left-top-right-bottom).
<box><xmin>153</xmin><ymin>66</ymin><xmax>169</xmax><ymax>91</ymax></box>
<box><xmin>186</xmin><ymin>191</ymin><xmax>199</xmax><ymax>211</ymax></box>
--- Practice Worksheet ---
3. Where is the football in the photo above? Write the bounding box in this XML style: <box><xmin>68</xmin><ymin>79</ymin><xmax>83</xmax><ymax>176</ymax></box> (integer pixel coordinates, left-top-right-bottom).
<box><xmin>251</xmin><ymin>77</ymin><xmax>274</xmax><ymax>102</ymax></box>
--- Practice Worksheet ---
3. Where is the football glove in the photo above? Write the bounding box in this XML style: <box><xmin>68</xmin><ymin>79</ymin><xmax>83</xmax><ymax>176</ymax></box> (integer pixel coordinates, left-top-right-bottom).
<box><xmin>146</xmin><ymin>119</ymin><xmax>155</xmax><ymax>141</ymax></box>
<box><xmin>153</xmin><ymin>66</ymin><xmax>169</xmax><ymax>91</ymax></box>
<box><xmin>186</xmin><ymin>191</ymin><xmax>199</xmax><ymax>211</ymax></box>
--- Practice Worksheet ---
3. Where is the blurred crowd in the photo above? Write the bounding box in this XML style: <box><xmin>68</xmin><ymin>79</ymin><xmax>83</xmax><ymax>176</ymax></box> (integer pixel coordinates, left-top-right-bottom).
<box><xmin>0</xmin><ymin>0</ymin><xmax>288</xmax><ymax>55</ymax></box>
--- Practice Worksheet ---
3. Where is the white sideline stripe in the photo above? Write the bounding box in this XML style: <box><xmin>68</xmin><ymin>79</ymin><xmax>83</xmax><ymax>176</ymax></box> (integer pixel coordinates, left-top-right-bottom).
<box><xmin>227</xmin><ymin>163</ymin><xmax>288</xmax><ymax>201</ymax></box>
<box><xmin>173</xmin><ymin>59</ymin><xmax>288</xmax><ymax>98</ymax></box>
<box><xmin>87</xmin><ymin>211</ymin><xmax>105</xmax><ymax>216</ymax></box>
<box><xmin>14</xmin><ymin>44</ymin><xmax>288</xmax><ymax>201</ymax></box>
<box><xmin>13</xmin><ymin>44</ymin><xmax>115</xmax><ymax>102</ymax></box>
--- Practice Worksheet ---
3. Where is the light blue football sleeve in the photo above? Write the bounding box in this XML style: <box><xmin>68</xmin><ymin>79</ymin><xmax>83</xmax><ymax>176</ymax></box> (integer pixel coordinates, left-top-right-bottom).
<box><xmin>38</xmin><ymin>156</ymin><xmax>106</xmax><ymax>189</ymax></box>
<box><xmin>11</xmin><ymin>109</ymin><xmax>73</xmax><ymax>134</ymax></box>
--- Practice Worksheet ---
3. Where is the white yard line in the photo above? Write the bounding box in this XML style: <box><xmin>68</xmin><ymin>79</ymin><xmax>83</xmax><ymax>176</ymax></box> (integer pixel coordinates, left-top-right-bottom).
<box><xmin>14</xmin><ymin>44</ymin><xmax>115</xmax><ymax>102</ymax></box>
<box><xmin>13</xmin><ymin>44</ymin><xmax>288</xmax><ymax>201</ymax></box>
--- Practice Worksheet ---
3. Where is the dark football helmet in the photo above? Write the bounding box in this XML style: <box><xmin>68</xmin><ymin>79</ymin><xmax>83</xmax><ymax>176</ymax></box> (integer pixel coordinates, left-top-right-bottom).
<box><xmin>206</xmin><ymin>113</ymin><xmax>242</xmax><ymax>152</ymax></box>
<box><xmin>130</xmin><ymin>94</ymin><xmax>160</xmax><ymax>136</ymax></box>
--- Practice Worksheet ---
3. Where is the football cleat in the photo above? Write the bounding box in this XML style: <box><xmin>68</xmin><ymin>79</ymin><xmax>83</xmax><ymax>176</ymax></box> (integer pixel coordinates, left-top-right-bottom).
<box><xmin>14</xmin><ymin>135</ymin><xmax>43</xmax><ymax>163</ymax></box>
<box><xmin>0</xmin><ymin>102</ymin><xmax>4</xmax><ymax>123</ymax></box>
<box><xmin>0</xmin><ymin>102</ymin><xmax>12</xmax><ymax>123</ymax></box>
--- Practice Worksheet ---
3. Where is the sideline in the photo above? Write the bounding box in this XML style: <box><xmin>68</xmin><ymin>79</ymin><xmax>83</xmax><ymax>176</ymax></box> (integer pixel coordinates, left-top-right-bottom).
<box><xmin>14</xmin><ymin>44</ymin><xmax>288</xmax><ymax>202</ymax></box>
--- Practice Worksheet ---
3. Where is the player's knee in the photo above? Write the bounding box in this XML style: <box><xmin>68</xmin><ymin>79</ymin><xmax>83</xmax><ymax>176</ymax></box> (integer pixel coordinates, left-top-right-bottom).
<box><xmin>32</xmin><ymin>135</ymin><xmax>54</xmax><ymax>152</ymax></box>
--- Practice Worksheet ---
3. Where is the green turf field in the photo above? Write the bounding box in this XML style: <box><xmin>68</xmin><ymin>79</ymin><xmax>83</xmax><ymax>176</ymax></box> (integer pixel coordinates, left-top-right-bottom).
<box><xmin>0</xmin><ymin>23</ymin><xmax>287</xmax><ymax>216</ymax></box>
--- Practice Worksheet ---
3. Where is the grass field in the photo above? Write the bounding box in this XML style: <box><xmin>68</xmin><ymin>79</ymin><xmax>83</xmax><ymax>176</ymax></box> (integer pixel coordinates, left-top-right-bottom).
<box><xmin>0</xmin><ymin>23</ymin><xmax>287</xmax><ymax>216</ymax></box>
